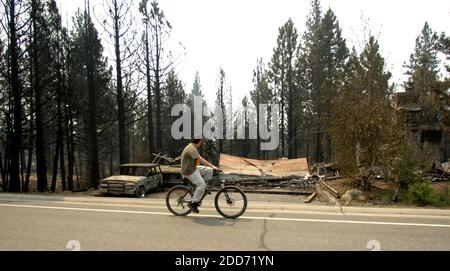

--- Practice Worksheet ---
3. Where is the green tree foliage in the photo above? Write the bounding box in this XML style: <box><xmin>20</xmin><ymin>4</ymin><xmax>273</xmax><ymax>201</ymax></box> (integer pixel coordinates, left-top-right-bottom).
<box><xmin>405</xmin><ymin>22</ymin><xmax>440</xmax><ymax>96</ymax></box>
<box><xmin>432</xmin><ymin>33</ymin><xmax>450</xmax><ymax>126</ymax></box>
<box><xmin>215</xmin><ymin>67</ymin><xmax>229</xmax><ymax>154</ymax></box>
<box><xmin>251</xmin><ymin>58</ymin><xmax>273</xmax><ymax>159</ymax></box>
<box><xmin>162</xmin><ymin>70</ymin><xmax>186</xmax><ymax>157</ymax></box>
<box><xmin>188</xmin><ymin>72</ymin><xmax>207</xmax><ymax>109</ymax></box>
<box><xmin>330</xmin><ymin>37</ymin><xmax>394</xmax><ymax>190</ymax></box>
<box><xmin>390</xmin><ymin>141</ymin><xmax>431</xmax><ymax>189</ymax></box>
<box><xmin>405</xmin><ymin>22</ymin><xmax>441</xmax><ymax>126</ymax></box>
<box><xmin>269</xmin><ymin>18</ymin><xmax>298</xmax><ymax>158</ymax></box>
<box><xmin>299</xmin><ymin>1</ymin><xmax>349</xmax><ymax>163</ymax></box>
<box><xmin>187</xmin><ymin>72</ymin><xmax>208</xmax><ymax>139</ymax></box>
<box><xmin>67</xmin><ymin>9</ymin><xmax>112</xmax><ymax>187</ymax></box>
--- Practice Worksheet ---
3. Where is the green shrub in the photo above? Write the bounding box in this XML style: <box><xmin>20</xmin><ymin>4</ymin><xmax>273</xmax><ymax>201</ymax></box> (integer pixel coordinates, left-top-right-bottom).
<box><xmin>438</xmin><ymin>187</ymin><xmax>450</xmax><ymax>206</ymax></box>
<box><xmin>391</xmin><ymin>142</ymin><xmax>432</xmax><ymax>188</ymax></box>
<box><xmin>408</xmin><ymin>182</ymin><xmax>440</xmax><ymax>206</ymax></box>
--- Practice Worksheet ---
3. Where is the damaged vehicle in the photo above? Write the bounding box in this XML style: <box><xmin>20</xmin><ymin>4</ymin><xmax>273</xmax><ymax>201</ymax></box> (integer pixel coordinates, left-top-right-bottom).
<box><xmin>99</xmin><ymin>163</ymin><xmax>164</xmax><ymax>198</ymax></box>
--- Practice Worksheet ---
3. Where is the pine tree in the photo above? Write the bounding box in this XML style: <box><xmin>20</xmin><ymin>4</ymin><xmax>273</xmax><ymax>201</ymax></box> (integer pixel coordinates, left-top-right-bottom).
<box><xmin>405</xmin><ymin>22</ymin><xmax>440</xmax><ymax>95</ymax></box>
<box><xmin>405</xmin><ymin>22</ymin><xmax>440</xmax><ymax>126</ymax></box>
<box><xmin>40</xmin><ymin>0</ymin><xmax>68</xmax><ymax>192</ymax></box>
<box><xmin>301</xmin><ymin>0</ymin><xmax>323</xmax><ymax>163</ymax></box>
<box><xmin>189</xmin><ymin>72</ymin><xmax>207</xmax><ymax>107</ymax></box>
<box><xmin>269</xmin><ymin>18</ymin><xmax>298</xmax><ymax>158</ymax></box>
<box><xmin>300</xmin><ymin>2</ymin><xmax>348</xmax><ymax>163</ymax></box>
<box><xmin>68</xmin><ymin>9</ymin><xmax>111</xmax><ymax>188</ymax></box>
<box><xmin>317</xmin><ymin>9</ymin><xmax>348</xmax><ymax>161</ymax></box>
<box><xmin>251</xmin><ymin>58</ymin><xmax>275</xmax><ymax>159</ymax></box>
<box><xmin>162</xmin><ymin>70</ymin><xmax>186</xmax><ymax>157</ymax></box>
<box><xmin>187</xmin><ymin>72</ymin><xmax>208</xmax><ymax>138</ymax></box>
<box><xmin>30</xmin><ymin>0</ymin><xmax>49</xmax><ymax>192</ymax></box>
<box><xmin>432</xmin><ymin>33</ymin><xmax>450</xmax><ymax>127</ymax></box>
<box><xmin>215</xmin><ymin>67</ymin><xmax>229</xmax><ymax>154</ymax></box>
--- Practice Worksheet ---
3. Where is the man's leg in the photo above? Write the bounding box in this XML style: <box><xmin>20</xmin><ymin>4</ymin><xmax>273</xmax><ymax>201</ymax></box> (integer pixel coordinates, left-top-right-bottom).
<box><xmin>197</xmin><ymin>166</ymin><xmax>214</xmax><ymax>182</ymax></box>
<box><xmin>186</xmin><ymin>170</ymin><xmax>206</xmax><ymax>205</ymax></box>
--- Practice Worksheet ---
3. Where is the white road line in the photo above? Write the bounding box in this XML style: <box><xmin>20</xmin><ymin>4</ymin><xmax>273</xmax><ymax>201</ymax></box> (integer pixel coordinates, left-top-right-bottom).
<box><xmin>1</xmin><ymin>203</ymin><xmax>450</xmax><ymax>228</ymax></box>
<box><xmin>3</xmin><ymin>199</ymin><xmax>450</xmax><ymax>220</ymax></box>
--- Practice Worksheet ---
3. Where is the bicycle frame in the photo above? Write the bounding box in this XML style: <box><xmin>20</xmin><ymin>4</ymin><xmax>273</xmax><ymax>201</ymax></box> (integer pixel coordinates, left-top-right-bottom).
<box><xmin>179</xmin><ymin>178</ymin><xmax>229</xmax><ymax>205</ymax></box>
<box><xmin>167</xmin><ymin>176</ymin><xmax>248</xmax><ymax>219</ymax></box>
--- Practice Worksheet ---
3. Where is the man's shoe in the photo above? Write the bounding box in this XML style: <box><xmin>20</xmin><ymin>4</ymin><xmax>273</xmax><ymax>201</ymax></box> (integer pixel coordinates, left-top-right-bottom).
<box><xmin>189</xmin><ymin>202</ymin><xmax>200</xmax><ymax>214</ymax></box>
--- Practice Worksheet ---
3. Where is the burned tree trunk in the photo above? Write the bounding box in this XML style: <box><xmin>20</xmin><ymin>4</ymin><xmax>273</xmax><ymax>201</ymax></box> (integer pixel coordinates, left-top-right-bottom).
<box><xmin>85</xmin><ymin>2</ymin><xmax>100</xmax><ymax>188</ymax></box>
<box><xmin>144</xmin><ymin>19</ymin><xmax>154</xmax><ymax>158</ymax></box>
<box><xmin>24</xmin><ymin>59</ymin><xmax>34</xmax><ymax>193</ymax></box>
<box><xmin>0</xmin><ymin>151</ymin><xmax>4</xmax><ymax>190</ymax></box>
<box><xmin>52</xmin><ymin>63</ymin><xmax>66</xmax><ymax>192</ymax></box>
<box><xmin>112</xmin><ymin>0</ymin><xmax>129</xmax><ymax>165</ymax></box>
<box><xmin>31</xmin><ymin>0</ymin><xmax>49</xmax><ymax>192</ymax></box>
<box><xmin>51</xmin><ymin>138</ymin><xmax>59</xmax><ymax>192</ymax></box>
<box><xmin>356</xmin><ymin>141</ymin><xmax>371</xmax><ymax>191</ymax></box>
<box><xmin>8</xmin><ymin>0</ymin><xmax>23</xmax><ymax>192</ymax></box>
<box><xmin>154</xmin><ymin>30</ymin><xmax>162</xmax><ymax>153</ymax></box>
<box><xmin>66</xmin><ymin>107</ymin><xmax>75</xmax><ymax>191</ymax></box>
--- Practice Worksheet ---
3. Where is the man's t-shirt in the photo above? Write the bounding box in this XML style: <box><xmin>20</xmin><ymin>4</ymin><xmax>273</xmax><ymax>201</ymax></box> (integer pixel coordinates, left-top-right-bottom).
<box><xmin>181</xmin><ymin>143</ymin><xmax>200</xmax><ymax>176</ymax></box>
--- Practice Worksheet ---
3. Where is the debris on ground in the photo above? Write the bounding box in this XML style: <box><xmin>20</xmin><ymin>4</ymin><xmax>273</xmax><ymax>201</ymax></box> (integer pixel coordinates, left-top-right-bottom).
<box><xmin>159</xmin><ymin>153</ymin><xmax>316</xmax><ymax>193</ymax></box>
<box><xmin>220</xmin><ymin>154</ymin><xmax>309</xmax><ymax>177</ymax></box>
<box><xmin>310</xmin><ymin>162</ymin><xmax>341</xmax><ymax>179</ymax></box>
<box><xmin>152</xmin><ymin>153</ymin><xmax>181</xmax><ymax>165</ymax></box>
<box><xmin>431</xmin><ymin>161</ymin><xmax>450</xmax><ymax>182</ymax></box>
<box><xmin>304</xmin><ymin>193</ymin><xmax>317</xmax><ymax>203</ymax></box>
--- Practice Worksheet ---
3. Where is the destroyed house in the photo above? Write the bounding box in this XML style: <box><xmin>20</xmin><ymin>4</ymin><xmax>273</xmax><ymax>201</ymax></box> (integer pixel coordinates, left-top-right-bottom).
<box><xmin>393</xmin><ymin>92</ymin><xmax>450</xmax><ymax>162</ymax></box>
<box><xmin>219</xmin><ymin>154</ymin><xmax>310</xmax><ymax>177</ymax></box>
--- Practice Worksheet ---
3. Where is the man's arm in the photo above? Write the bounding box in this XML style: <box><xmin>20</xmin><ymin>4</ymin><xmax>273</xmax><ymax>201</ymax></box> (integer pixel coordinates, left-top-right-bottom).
<box><xmin>198</xmin><ymin>156</ymin><xmax>223</xmax><ymax>172</ymax></box>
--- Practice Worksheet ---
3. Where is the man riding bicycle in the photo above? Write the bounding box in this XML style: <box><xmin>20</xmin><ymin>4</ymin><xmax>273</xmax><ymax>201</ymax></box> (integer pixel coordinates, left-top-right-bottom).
<box><xmin>181</xmin><ymin>138</ymin><xmax>222</xmax><ymax>214</ymax></box>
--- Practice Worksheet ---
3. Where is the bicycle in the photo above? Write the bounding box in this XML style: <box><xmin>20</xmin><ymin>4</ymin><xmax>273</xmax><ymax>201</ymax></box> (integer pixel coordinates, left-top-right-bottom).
<box><xmin>166</xmin><ymin>176</ymin><xmax>248</xmax><ymax>219</ymax></box>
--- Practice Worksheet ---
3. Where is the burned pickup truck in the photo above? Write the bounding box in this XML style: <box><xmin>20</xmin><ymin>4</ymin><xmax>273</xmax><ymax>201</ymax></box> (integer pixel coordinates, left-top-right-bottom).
<box><xmin>99</xmin><ymin>163</ymin><xmax>163</xmax><ymax>198</ymax></box>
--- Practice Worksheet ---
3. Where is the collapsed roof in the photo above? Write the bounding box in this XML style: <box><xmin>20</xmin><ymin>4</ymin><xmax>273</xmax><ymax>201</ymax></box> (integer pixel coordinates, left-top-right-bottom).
<box><xmin>219</xmin><ymin>154</ymin><xmax>309</xmax><ymax>177</ymax></box>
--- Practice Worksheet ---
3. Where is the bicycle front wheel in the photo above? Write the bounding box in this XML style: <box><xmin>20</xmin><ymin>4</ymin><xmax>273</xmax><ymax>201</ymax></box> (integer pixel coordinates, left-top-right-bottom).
<box><xmin>215</xmin><ymin>186</ymin><xmax>248</xmax><ymax>219</ymax></box>
<box><xmin>166</xmin><ymin>185</ymin><xmax>193</xmax><ymax>216</ymax></box>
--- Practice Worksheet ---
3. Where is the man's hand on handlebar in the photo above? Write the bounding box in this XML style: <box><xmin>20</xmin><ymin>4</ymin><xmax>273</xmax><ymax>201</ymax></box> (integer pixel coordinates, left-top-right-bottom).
<box><xmin>212</xmin><ymin>166</ymin><xmax>224</xmax><ymax>173</ymax></box>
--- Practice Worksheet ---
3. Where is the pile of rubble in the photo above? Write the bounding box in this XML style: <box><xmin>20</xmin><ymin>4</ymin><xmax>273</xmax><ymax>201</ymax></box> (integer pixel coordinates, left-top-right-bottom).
<box><xmin>156</xmin><ymin>153</ymin><xmax>320</xmax><ymax>193</ymax></box>
<box><xmin>432</xmin><ymin>161</ymin><xmax>450</xmax><ymax>182</ymax></box>
<box><xmin>224</xmin><ymin>176</ymin><xmax>318</xmax><ymax>191</ymax></box>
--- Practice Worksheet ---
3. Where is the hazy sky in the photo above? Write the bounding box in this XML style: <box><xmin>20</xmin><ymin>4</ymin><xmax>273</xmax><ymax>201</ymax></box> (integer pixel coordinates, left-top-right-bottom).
<box><xmin>58</xmin><ymin>0</ymin><xmax>450</xmax><ymax>106</ymax></box>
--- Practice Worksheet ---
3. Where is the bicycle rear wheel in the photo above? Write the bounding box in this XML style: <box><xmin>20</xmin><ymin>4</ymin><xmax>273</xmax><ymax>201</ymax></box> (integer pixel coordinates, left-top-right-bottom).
<box><xmin>166</xmin><ymin>185</ymin><xmax>193</xmax><ymax>216</ymax></box>
<box><xmin>215</xmin><ymin>186</ymin><xmax>248</xmax><ymax>219</ymax></box>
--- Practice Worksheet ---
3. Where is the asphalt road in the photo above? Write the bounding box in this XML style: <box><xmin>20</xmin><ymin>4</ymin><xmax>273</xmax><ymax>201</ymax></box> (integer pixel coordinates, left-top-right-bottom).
<box><xmin>0</xmin><ymin>194</ymin><xmax>449</xmax><ymax>251</ymax></box>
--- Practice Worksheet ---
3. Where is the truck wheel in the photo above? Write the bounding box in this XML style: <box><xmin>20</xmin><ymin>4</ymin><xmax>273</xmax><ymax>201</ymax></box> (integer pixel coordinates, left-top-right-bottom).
<box><xmin>137</xmin><ymin>186</ymin><xmax>146</xmax><ymax>198</ymax></box>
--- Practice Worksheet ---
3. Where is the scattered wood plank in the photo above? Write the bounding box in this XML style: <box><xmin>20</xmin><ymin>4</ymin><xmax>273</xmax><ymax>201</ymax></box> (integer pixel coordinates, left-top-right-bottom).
<box><xmin>304</xmin><ymin>193</ymin><xmax>317</xmax><ymax>203</ymax></box>
<box><xmin>319</xmin><ymin>181</ymin><xmax>340</xmax><ymax>198</ymax></box>
<box><xmin>325</xmin><ymin>176</ymin><xmax>342</xmax><ymax>181</ymax></box>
